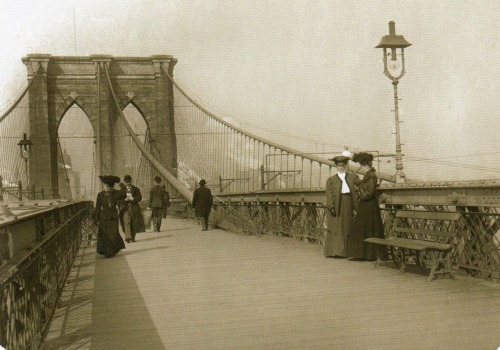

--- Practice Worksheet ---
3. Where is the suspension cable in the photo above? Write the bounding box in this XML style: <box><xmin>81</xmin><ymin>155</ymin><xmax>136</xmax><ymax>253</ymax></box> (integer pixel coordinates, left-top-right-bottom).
<box><xmin>162</xmin><ymin>66</ymin><xmax>397</xmax><ymax>183</ymax></box>
<box><xmin>0</xmin><ymin>67</ymin><xmax>41</xmax><ymax>123</ymax></box>
<box><xmin>102</xmin><ymin>63</ymin><xmax>193</xmax><ymax>202</ymax></box>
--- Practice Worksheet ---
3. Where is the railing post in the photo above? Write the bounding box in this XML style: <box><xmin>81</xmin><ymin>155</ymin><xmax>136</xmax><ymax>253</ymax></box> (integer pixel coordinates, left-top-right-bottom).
<box><xmin>18</xmin><ymin>180</ymin><xmax>23</xmax><ymax>201</ymax></box>
<box><xmin>0</xmin><ymin>175</ymin><xmax>3</xmax><ymax>202</ymax></box>
<box><xmin>32</xmin><ymin>184</ymin><xmax>36</xmax><ymax>200</ymax></box>
<box><xmin>260</xmin><ymin>165</ymin><xmax>265</xmax><ymax>190</ymax></box>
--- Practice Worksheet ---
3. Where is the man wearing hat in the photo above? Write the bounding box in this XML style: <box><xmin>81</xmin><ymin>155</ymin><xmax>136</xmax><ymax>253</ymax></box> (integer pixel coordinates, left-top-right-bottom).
<box><xmin>324</xmin><ymin>156</ymin><xmax>360</xmax><ymax>258</ymax></box>
<box><xmin>148</xmin><ymin>176</ymin><xmax>170</xmax><ymax>232</ymax></box>
<box><xmin>118</xmin><ymin>175</ymin><xmax>145</xmax><ymax>242</ymax></box>
<box><xmin>192</xmin><ymin>179</ymin><xmax>213</xmax><ymax>231</ymax></box>
<box><xmin>93</xmin><ymin>175</ymin><xmax>127</xmax><ymax>258</ymax></box>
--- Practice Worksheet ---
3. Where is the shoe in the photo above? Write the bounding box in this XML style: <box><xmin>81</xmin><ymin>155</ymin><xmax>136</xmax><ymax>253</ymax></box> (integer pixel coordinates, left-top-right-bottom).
<box><xmin>125</xmin><ymin>239</ymin><xmax>131</xmax><ymax>243</ymax></box>
<box><xmin>131</xmin><ymin>239</ymin><xmax>136</xmax><ymax>242</ymax></box>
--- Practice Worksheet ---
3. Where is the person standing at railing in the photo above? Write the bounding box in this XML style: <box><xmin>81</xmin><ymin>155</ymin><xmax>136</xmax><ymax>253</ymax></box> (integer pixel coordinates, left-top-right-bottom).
<box><xmin>118</xmin><ymin>175</ymin><xmax>145</xmax><ymax>243</ymax></box>
<box><xmin>192</xmin><ymin>179</ymin><xmax>213</xmax><ymax>231</ymax></box>
<box><xmin>148</xmin><ymin>176</ymin><xmax>170</xmax><ymax>232</ymax></box>
<box><xmin>348</xmin><ymin>152</ymin><xmax>386</xmax><ymax>261</ymax></box>
<box><xmin>92</xmin><ymin>175</ymin><xmax>127</xmax><ymax>258</ymax></box>
<box><xmin>324</xmin><ymin>156</ymin><xmax>360</xmax><ymax>258</ymax></box>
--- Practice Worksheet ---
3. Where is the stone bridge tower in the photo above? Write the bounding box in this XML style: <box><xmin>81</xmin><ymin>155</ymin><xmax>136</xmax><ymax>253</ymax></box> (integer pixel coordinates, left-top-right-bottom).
<box><xmin>22</xmin><ymin>54</ymin><xmax>178</xmax><ymax>198</ymax></box>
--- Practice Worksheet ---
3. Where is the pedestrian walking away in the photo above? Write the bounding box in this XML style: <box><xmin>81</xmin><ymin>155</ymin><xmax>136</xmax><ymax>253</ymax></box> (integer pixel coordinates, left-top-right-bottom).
<box><xmin>118</xmin><ymin>174</ymin><xmax>145</xmax><ymax>243</ymax></box>
<box><xmin>192</xmin><ymin>179</ymin><xmax>213</xmax><ymax>231</ymax></box>
<box><xmin>148</xmin><ymin>176</ymin><xmax>170</xmax><ymax>232</ymax></box>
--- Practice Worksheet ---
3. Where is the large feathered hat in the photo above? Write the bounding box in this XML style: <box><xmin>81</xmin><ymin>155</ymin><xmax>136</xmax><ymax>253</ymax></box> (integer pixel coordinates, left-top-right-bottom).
<box><xmin>352</xmin><ymin>152</ymin><xmax>374</xmax><ymax>165</ymax></box>
<box><xmin>99</xmin><ymin>175</ymin><xmax>121</xmax><ymax>187</ymax></box>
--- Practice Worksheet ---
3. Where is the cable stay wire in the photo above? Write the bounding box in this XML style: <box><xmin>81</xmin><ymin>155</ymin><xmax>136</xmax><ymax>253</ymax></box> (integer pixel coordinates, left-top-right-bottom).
<box><xmin>102</xmin><ymin>63</ymin><xmax>193</xmax><ymax>202</ymax></box>
<box><xmin>403</xmin><ymin>156</ymin><xmax>500</xmax><ymax>173</ymax></box>
<box><xmin>0</xmin><ymin>68</ymin><xmax>41</xmax><ymax>124</ymax></box>
<box><xmin>163</xmin><ymin>68</ymin><xmax>359</xmax><ymax>168</ymax></box>
<box><xmin>165</xmin><ymin>74</ymin><xmax>500</xmax><ymax>179</ymax></box>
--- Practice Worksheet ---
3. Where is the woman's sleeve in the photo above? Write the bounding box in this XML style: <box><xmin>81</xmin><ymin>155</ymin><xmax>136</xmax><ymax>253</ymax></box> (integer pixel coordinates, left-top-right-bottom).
<box><xmin>92</xmin><ymin>195</ymin><xmax>101</xmax><ymax>224</ymax></box>
<box><xmin>358</xmin><ymin>176</ymin><xmax>377</xmax><ymax>201</ymax></box>
<box><xmin>325</xmin><ymin>177</ymin><xmax>334</xmax><ymax>208</ymax></box>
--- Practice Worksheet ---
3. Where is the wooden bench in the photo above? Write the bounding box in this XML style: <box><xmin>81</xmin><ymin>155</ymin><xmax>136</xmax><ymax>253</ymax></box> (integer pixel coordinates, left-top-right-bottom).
<box><xmin>365</xmin><ymin>211</ymin><xmax>461</xmax><ymax>281</ymax></box>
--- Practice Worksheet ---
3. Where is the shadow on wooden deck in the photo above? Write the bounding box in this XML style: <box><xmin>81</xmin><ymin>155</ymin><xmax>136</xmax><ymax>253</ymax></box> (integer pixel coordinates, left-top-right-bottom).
<box><xmin>43</xmin><ymin>217</ymin><xmax>500</xmax><ymax>350</ymax></box>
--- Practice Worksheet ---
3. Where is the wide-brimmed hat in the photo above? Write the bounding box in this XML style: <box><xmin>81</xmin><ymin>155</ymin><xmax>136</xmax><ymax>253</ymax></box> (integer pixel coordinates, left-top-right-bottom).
<box><xmin>123</xmin><ymin>175</ymin><xmax>132</xmax><ymax>182</ymax></box>
<box><xmin>328</xmin><ymin>156</ymin><xmax>350</xmax><ymax>165</ymax></box>
<box><xmin>352</xmin><ymin>152</ymin><xmax>374</xmax><ymax>165</ymax></box>
<box><xmin>99</xmin><ymin>175</ymin><xmax>121</xmax><ymax>187</ymax></box>
<box><xmin>154</xmin><ymin>176</ymin><xmax>162</xmax><ymax>183</ymax></box>
<box><xmin>199</xmin><ymin>179</ymin><xmax>207</xmax><ymax>186</ymax></box>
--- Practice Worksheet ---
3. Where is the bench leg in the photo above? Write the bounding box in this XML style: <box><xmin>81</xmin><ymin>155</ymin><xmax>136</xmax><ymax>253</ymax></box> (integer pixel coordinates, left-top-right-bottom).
<box><xmin>398</xmin><ymin>249</ymin><xmax>407</xmax><ymax>274</ymax></box>
<box><xmin>427</xmin><ymin>251</ymin><xmax>438</xmax><ymax>281</ymax></box>
<box><xmin>427</xmin><ymin>250</ymin><xmax>455</xmax><ymax>281</ymax></box>
<box><xmin>445</xmin><ymin>255</ymin><xmax>456</xmax><ymax>280</ymax></box>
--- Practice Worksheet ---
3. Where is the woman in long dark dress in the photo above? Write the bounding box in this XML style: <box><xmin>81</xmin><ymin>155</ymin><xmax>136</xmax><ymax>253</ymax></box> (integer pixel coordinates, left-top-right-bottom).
<box><xmin>92</xmin><ymin>175</ymin><xmax>127</xmax><ymax>258</ymax></box>
<box><xmin>324</xmin><ymin>156</ymin><xmax>360</xmax><ymax>258</ymax></box>
<box><xmin>348</xmin><ymin>153</ymin><xmax>386</xmax><ymax>261</ymax></box>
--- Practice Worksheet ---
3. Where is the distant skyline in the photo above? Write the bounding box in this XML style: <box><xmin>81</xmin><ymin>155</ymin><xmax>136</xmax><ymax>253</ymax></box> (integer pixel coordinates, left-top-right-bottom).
<box><xmin>1</xmin><ymin>0</ymin><xmax>500</xmax><ymax>181</ymax></box>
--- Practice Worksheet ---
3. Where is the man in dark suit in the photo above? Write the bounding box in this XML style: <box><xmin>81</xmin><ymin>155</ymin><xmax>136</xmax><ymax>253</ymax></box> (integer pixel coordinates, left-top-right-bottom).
<box><xmin>192</xmin><ymin>179</ymin><xmax>213</xmax><ymax>231</ymax></box>
<box><xmin>148</xmin><ymin>176</ymin><xmax>170</xmax><ymax>232</ymax></box>
<box><xmin>118</xmin><ymin>175</ymin><xmax>145</xmax><ymax>242</ymax></box>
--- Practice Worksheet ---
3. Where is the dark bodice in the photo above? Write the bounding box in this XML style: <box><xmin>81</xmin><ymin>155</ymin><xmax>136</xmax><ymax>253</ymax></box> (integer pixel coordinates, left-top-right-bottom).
<box><xmin>93</xmin><ymin>189</ymin><xmax>127</xmax><ymax>222</ymax></box>
<box><xmin>356</xmin><ymin>168</ymin><xmax>379</xmax><ymax>201</ymax></box>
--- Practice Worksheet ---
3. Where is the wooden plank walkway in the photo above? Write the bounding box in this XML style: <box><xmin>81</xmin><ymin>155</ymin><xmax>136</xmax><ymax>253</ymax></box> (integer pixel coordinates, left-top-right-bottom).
<box><xmin>42</xmin><ymin>217</ymin><xmax>500</xmax><ymax>350</ymax></box>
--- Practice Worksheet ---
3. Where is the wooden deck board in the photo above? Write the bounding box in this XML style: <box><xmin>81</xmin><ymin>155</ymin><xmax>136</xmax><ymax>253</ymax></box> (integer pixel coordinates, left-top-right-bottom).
<box><xmin>42</xmin><ymin>217</ymin><xmax>500</xmax><ymax>350</ymax></box>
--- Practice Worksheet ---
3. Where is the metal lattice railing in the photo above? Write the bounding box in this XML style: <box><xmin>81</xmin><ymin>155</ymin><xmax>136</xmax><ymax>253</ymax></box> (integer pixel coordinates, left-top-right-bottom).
<box><xmin>0</xmin><ymin>201</ymin><xmax>92</xmax><ymax>349</ymax></box>
<box><xmin>201</xmin><ymin>189</ymin><xmax>500</xmax><ymax>283</ymax></box>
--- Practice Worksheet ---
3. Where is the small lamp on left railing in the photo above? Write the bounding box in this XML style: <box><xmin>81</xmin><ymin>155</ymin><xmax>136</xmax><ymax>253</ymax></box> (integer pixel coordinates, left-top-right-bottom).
<box><xmin>17</xmin><ymin>133</ymin><xmax>33</xmax><ymax>187</ymax></box>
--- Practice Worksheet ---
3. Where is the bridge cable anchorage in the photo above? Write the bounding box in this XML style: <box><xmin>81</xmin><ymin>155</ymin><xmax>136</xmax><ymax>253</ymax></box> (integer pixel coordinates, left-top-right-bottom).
<box><xmin>102</xmin><ymin>63</ymin><xmax>193</xmax><ymax>202</ymax></box>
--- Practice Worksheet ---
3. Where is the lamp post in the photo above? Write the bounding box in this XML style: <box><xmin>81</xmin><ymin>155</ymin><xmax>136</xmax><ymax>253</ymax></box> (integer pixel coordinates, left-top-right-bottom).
<box><xmin>376</xmin><ymin>21</ymin><xmax>411</xmax><ymax>183</ymax></box>
<box><xmin>17</xmin><ymin>133</ymin><xmax>33</xmax><ymax>188</ymax></box>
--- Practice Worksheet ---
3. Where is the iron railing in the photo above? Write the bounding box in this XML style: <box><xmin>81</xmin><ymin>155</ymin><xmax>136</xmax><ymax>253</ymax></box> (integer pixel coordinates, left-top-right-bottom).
<box><xmin>0</xmin><ymin>200</ymin><xmax>94</xmax><ymax>349</ymax></box>
<box><xmin>187</xmin><ymin>180</ymin><xmax>500</xmax><ymax>282</ymax></box>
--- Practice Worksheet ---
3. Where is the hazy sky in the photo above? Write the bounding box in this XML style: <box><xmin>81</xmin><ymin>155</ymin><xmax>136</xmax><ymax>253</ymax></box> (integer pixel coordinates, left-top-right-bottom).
<box><xmin>1</xmin><ymin>0</ymin><xmax>500</xmax><ymax>181</ymax></box>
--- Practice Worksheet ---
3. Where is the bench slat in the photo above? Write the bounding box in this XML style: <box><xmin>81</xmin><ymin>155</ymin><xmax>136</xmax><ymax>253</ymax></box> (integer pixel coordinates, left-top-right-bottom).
<box><xmin>394</xmin><ymin>226</ymin><xmax>455</xmax><ymax>238</ymax></box>
<box><xmin>365</xmin><ymin>237</ymin><xmax>452</xmax><ymax>251</ymax></box>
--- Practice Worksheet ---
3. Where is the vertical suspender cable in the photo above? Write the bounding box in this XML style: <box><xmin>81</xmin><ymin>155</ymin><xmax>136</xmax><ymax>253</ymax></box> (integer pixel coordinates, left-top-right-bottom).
<box><xmin>102</xmin><ymin>63</ymin><xmax>193</xmax><ymax>202</ymax></box>
<box><xmin>96</xmin><ymin>62</ymin><xmax>102</xmax><ymax>181</ymax></box>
